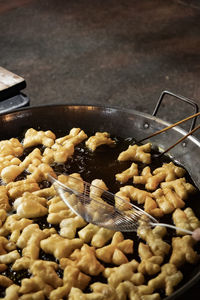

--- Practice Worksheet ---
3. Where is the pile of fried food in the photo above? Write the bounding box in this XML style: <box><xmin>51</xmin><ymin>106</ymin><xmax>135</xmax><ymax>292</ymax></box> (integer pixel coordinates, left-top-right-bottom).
<box><xmin>0</xmin><ymin>128</ymin><xmax>200</xmax><ymax>300</ymax></box>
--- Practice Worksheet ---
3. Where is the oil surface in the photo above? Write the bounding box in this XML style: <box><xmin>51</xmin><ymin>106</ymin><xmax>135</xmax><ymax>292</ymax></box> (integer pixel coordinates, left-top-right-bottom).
<box><xmin>0</xmin><ymin>136</ymin><xmax>200</xmax><ymax>298</ymax></box>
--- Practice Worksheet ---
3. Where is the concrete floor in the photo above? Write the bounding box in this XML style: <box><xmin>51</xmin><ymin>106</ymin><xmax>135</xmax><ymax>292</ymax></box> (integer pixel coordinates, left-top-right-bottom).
<box><xmin>1</xmin><ymin>0</ymin><xmax>200</xmax><ymax>123</ymax></box>
<box><xmin>0</xmin><ymin>0</ymin><xmax>200</xmax><ymax>298</ymax></box>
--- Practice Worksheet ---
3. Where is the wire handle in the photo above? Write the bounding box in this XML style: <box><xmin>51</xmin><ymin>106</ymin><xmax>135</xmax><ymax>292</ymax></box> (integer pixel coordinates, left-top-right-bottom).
<box><xmin>137</xmin><ymin>111</ymin><xmax>200</xmax><ymax>144</ymax></box>
<box><xmin>153</xmin><ymin>90</ymin><xmax>199</xmax><ymax>131</ymax></box>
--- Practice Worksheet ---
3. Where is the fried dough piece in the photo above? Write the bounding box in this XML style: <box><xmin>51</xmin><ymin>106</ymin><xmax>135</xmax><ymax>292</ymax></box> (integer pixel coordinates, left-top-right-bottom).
<box><xmin>152</xmin><ymin>188</ymin><xmax>185</xmax><ymax>214</ymax></box>
<box><xmin>148</xmin><ymin>263</ymin><xmax>183</xmax><ymax>296</ymax></box>
<box><xmin>47</xmin><ymin>195</ymin><xmax>76</xmax><ymax>224</ymax></box>
<box><xmin>16</xmin><ymin>224</ymin><xmax>53</xmax><ymax>260</ymax></box>
<box><xmin>103</xmin><ymin>259</ymin><xmax>144</xmax><ymax>288</ymax></box>
<box><xmin>0</xmin><ymin>138</ymin><xmax>23</xmax><ymax>157</ymax></box>
<box><xmin>78</xmin><ymin>223</ymin><xmax>115</xmax><ymax>248</ymax></box>
<box><xmin>0</xmin><ymin>209</ymin><xmax>7</xmax><ymax>227</ymax></box>
<box><xmin>14</xmin><ymin>192</ymin><xmax>48</xmax><ymax>218</ymax></box>
<box><xmin>118</xmin><ymin>143</ymin><xmax>151</xmax><ymax>164</ymax></box>
<box><xmin>23</xmin><ymin>128</ymin><xmax>56</xmax><ymax>148</ymax></box>
<box><xmin>6</xmin><ymin>179</ymin><xmax>40</xmax><ymax>199</ymax></box>
<box><xmin>0</xmin><ymin>186</ymin><xmax>11</xmax><ymax>211</ymax></box>
<box><xmin>0</xmin><ymin>275</ymin><xmax>13</xmax><ymax>287</ymax></box>
<box><xmin>49</xmin><ymin>265</ymin><xmax>91</xmax><ymax>300</ymax></box>
<box><xmin>133</xmin><ymin>166</ymin><xmax>165</xmax><ymax>191</ymax></box>
<box><xmin>68</xmin><ymin>283</ymin><xmax>117</xmax><ymax>300</ymax></box>
<box><xmin>117</xmin><ymin>281</ymin><xmax>160</xmax><ymax>300</ymax></box>
<box><xmin>60</xmin><ymin>216</ymin><xmax>87</xmax><ymax>239</ymax></box>
<box><xmin>115</xmin><ymin>186</ymin><xmax>163</xmax><ymax>217</ymax></box>
<box><xmin>138</xmin><ymin>243</ymin><xmax>163</xmax><ymax>275</ymax></box>
<box><xmin>0</xmin><ymin>284</ymin><xmax>20</xmax><ymax>300</ymax></box>
<box><xmin>40</xmin><ymin>234</ymin><xmax>83</xmax><ymax>260</ymax></box>
<box><xmin>153</xmin><ymin>162</ymin><xmax>186</xmax><ymax>182</ymax></box>
<box><xmin>86</xmin><ymin>132</ymin><xmax>115</xmax><ymax>151</ymax></box>
<box><xmin>55</xmin><ymin>128</ymin><xmax>88</xmax><ymax>146</ymax></box>
<box><xmin>137</xmin><ymin>226</ymin><xmax>170</xmax><ymax>257</ymax></box>
<box><xmin>160</xmin><ymin>178</ymin><xmax>196</xmax><ymax>200</ymax></box>
<box><xmin>169</xmin><ymin>235</ymin><xmax>199</xmax><ymax>267</ymax></box>
<box><xmin>115</xmin><ymin>163</ymin><xmax>138</xmax><ymax>184</ymax></box>
<box><xmin>172</xmin><ymin>207</ymin><xmax>200</xmax><ymax>235</ymax></box>
<box><xmin>60</xmin><ymin>244</ymin><xmax>104</xmax><ymax>276</ymax></box>
<box><xmin>96</xmin><ymin>232</ymin><xmax>133</xmax><ymax>265</ymax></box>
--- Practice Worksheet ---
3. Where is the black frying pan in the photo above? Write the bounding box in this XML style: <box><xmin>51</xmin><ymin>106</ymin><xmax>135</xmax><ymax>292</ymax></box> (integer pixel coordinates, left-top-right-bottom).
<box><xmin>0</xmin><ymin>91</ymin><xmax>200</xmax><ymax>300</ymax></box>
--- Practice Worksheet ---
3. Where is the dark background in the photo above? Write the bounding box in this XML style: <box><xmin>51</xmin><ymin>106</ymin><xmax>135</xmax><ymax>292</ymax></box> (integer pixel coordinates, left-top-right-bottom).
<box><xmin>0</xmin><ymin>0</ymin><xmax>200</xmax><ymax>299</ymax></box>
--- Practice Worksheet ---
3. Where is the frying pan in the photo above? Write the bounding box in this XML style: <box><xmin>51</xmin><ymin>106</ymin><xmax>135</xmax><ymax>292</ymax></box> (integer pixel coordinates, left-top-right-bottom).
<box><xmin>0</xmin><ymin>90</ymin><xmax>200</xmax><ymax>299</ymax></box>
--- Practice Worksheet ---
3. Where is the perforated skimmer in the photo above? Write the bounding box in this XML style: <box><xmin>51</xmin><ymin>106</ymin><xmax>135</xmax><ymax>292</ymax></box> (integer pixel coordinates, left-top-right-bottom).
<box><xmin>48</xmin><ymin>174</ymin><xmax>194</xmax><ymax>235</ymax></box>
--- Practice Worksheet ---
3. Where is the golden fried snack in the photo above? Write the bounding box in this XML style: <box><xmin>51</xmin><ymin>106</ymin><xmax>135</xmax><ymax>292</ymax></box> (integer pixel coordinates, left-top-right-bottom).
<box><xmin>49</xmin><ymin>265</ymin><xmax>91</xmax><ymax>300</ymax></box>
<box><xmin>0</xmin><ymin>236</ymin><xmax>18</xmax><ymax>265</ymax></box>
<box><xmin>23</xmin><ymin>128</ymin><xmax>56</xmax><ymax>148</ymax></box>
<box><xmin>0</xmin><ymin>284</ymin><xmax>20</xmax><ymax>300</ymax></box>
<box><xmin>14</xmin><ymin>192</ymin><xmax>48</xmax><ymax>218</ymax></box>
<box><xmin>96</xmin><ymin>232</ymin><xmax>133</xmax><ymax>265</ymax></box>
<box><xmin>78</xmin><ymin>223</ymin><xmax>115</xmax><ymax>248</ymax></box>
<box><xmin>103</xmin><ymin>259</ymin><xmax>144</xmax><ymax>288</ymax></box>
<box><xmin>0</xmin><ymin>250</ymin><xmax>20</xmax><ymax>264</ymax></box>
<box><xmin>68</xmin><ymin>282</ymin><xmax>117</xmax><ymax>300</ymax></box>
<box><xmin>0</xmin><ymin>263</ymin><xmax>7</xmax><ymax>272</ymax></box>
<box><xmin>40</xmin><ymin>233</ymin><xmax>83</xmax><ymax>260</ymax></box>
<box><xmin>58</xmin><ymin>173</ymin><xmax>84</xmax><ymax>193</ymax></box>
<box><xmin>42</xmin><ymin>143</ymin><xmax>74</xmax><ymax>164</ymax></box>
<box><xmin>27</xmin><ymin>163</ymin><xmax>56</xmax><ymax>182</ymax></box>
<box><xmin>144</xmin><ymin>196</ymin><xmax>164</xmax><ymax>218</ymax></box>
<box><xmin>31</xmin><ymin>260</ymin><xmax>63</xmax><ymax>288</ymax></box>
<box><xmin>116</xmin><ymin>281</ymin><xmax>161</xmax><ymax>300</ymax></box>
<box><xmin>1</xmin><ymin>165</ymin><xmax>24</xmax><ymax>184</ymax></box>
<box><xmin>0</xmin><ymin>275</ymin><xmax>13</xmax><ymax>287</ymax></box>
<box><xmin>60</xmin><ymin>216</ymin><xmax>87</xmax><ymax>239</ymax></box>
<box><xmin>18</xmin><ymin>261</ymin><xmax>62</xmax><ymax>298</ymax></box>
<box><xmin>89</xmin><ymin>179</ymin><xmax>108</xmax><ymax>200</ymax></box>
<box><xmin>55</xmin><ymin>128</ymin><xmax>88</xmax><ymax>146</ymax></box>
<box><xmin>47</xmin><ymin>195</ymin><xmax>76</xmax><ymax>224</ymax></box>
<box><xmin>160</xmin><ymin>178</ymin><xmax>196</xmax><ymax>200</ymax></box>
<box><xmin>153</xmin><ymin>162</ymin><xmax>185</xmax><ymax>182</ymax></box>
<box><xmin>0</xmin><ymin>138</ymin><xmax>23</xmax><ymax>157</ymax></box>
<box><xmin>169</xmin><ymin>235</ymin><xmax>199</xmax><ymax>267</ymax></box>
<box><xmin>116</xmin><ymin>185</ymin><xmax>152</xmax><ymax>205</ymax></box>
<box><xmin>138</xmin><ymin>243</ymin><xmax>163</xmax><ymax>275</ymax></box>
<box><xmin>42</xmin><ymin>128</ymin><xmax>87</xmax><ymax>164</ymax></box>
<box><xmin>152</xmin><ymin>188</ymin><xmax>185</xmax><ymax>214</ymax></box>
<box><xmin>133</xmin><ymin>166</ymin><xmax>165</xmax><ymax>191</ymax></box>
<box><xmin>6</xmin><ymin>178</ymin><xmax>40</xmax><ymax>199</ymax></box>
<box><xmin>33</xmin><ymin>185</ymin><xmax>56</xmax><ymax>198</ymax></box>
<box><xmin>115</xmin><ymin>185</ymin><xmax>163</xmax><ymax>217</ymax></box>
<box><xmin>115</xmin><ymin>163</ymin><xmax>138</xmax><ymax>184</ymax></box>
<box><xmin>86</xmin><ymin>132</ymin><xmax>115</xmax><ymax>151</ymax></box>
<box><xmin>137</xmin><ymin>226</ymin><xmax>170</xmax><ymax>257</ymax></box>
<box><xmin>20</xmin><ymin>291</ymin><xmax>45</xmax><ymax>300</ymax></box>
<box><xmin>172</xmin><ymin>207</ymin><xmax>200</xmax><ymax>235</ymax></box>
<box><xmin>0</xmin><ymin>186</ymin><xmax>11</xmax><ymax>211</ymax></box>
<box><xmin>0</xmin><ymin>155</ymin><xmax>21</xmax><ymax>174</ymax></box>
<box><xmin>60</xmin><ymin>244</ymin><xmax>104</xmax><ymax>276</ymax></box>
<box><xmin>148</xmin><ymin>263</ymin><xmax>183</xmax><ymax>296</ymax></box>
<box><xmin>1</xmin><ymin>149</ymin><xmax>46</xmax><ymax>184</ymax></box>
<box><xmin>16</xmin><ymin>224</ymin><xmax>53</xmax><ymax>260</ymax></box>
<box><xmin>118</xmin><ymin>143</ymin><xmax>151</xmax><ymax>164</ymax></box>
<box><xmin>0</xmin><ymin>209</ymin><xmax>7</xmax><ymax>227</ymax></box>
<box><xmin>11</xmin><ymin>256</ymin><xmax>31</xmax><ymax>271</ymax></box>
<box><xmin>0</xmin><ymin>236</ymin><xmax>16</xmax><ymax>254</ymax></box>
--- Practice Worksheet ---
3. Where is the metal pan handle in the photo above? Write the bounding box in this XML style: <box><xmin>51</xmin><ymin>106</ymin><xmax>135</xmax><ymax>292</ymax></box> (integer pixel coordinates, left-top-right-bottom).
<box><xmin>152</xmin><ymin>90</ymin><xmax>199</xmax><ymax>132</ymax></box>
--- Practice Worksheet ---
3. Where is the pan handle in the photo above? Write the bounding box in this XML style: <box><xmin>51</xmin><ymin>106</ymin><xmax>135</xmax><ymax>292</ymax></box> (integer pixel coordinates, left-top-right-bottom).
<box><xmin>152</xmin><ymin>90</ymin><xmax>199</xmax><ymax>132</ymax></box>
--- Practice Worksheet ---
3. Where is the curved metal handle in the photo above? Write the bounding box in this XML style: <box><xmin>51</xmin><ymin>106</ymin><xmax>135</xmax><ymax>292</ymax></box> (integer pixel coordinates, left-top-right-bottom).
<box><xmin>152</xmin><ymin>90</ymin><xmax>199</xmax><ymax>131</ymax></box>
